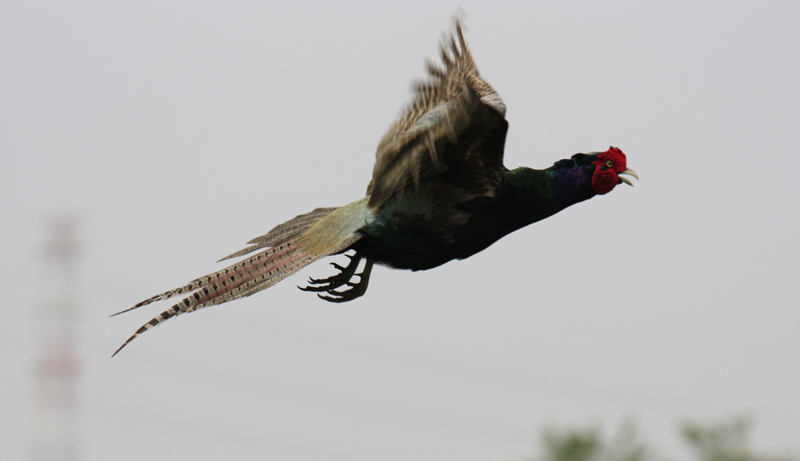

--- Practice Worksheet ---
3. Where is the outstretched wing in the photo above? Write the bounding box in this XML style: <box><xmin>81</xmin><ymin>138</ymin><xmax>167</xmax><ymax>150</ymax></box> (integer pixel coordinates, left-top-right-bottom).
<box><xmin>367</xmin><ymin>17</ymin><xmax>509</xmax><ymax>211</ymax></box>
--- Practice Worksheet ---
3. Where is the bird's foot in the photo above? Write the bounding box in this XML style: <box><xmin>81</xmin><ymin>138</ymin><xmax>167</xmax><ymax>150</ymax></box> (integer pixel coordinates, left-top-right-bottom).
<box><xmin>299</xmin><ymin>252</ymin><xmax>374</xmax><ymax>303</ymax></box>
<box><xmin>300</xmin><ymin>252</ymin><xmax>362</xmax><ymax>292</ymax></box>
<box><xmin>317</xmin><ymin>259</ymin><xmax>373</xmax><ymax>303</ymax></box>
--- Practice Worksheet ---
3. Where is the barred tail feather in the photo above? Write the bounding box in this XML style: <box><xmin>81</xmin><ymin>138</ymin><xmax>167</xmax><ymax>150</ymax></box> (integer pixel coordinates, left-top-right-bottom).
<box><xmin>111</xmin><ymin>202</ymin><xmax>371</xmax><ymax>357</ymax></box>
<box><xmin>111</xmin><ymin>207</ymin><xmax>341</xmax><ymax>319</ymax></box>
<box><xmin>217</xmin><ymin>207</ymin><xmax>338</xmax><ymax>262</ymax></box>
<box><xmin>112</xmin><ymin>234</ymin><xmax>360</xmax><ymax>357</ymax></box>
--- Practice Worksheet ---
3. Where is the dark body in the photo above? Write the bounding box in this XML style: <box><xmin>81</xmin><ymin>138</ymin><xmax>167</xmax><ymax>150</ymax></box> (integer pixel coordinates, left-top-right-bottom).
<box><xmin>354</xmin><ymin>157</ymin><xmax>598</xmax><ymax>271</ymax></box>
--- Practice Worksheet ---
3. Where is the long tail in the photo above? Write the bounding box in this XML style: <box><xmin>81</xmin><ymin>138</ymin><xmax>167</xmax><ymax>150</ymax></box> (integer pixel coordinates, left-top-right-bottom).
<box><xmin>111</xmin><ymin>198</ymin><xmax>370</xmax><ymax>356</ymax></box>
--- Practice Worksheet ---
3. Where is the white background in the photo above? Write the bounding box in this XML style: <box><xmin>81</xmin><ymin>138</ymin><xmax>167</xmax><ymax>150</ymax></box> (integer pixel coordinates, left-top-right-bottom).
<box><xmin>2</xmin><ymin>1</ymin><xmax>799</xmax><ymax>460</ymax></box>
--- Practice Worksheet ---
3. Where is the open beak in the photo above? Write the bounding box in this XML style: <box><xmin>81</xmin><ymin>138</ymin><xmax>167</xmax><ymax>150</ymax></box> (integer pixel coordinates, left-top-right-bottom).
<box><xmin>619</xmin><ymin>168</ymin><xmax>639</xmax><ymax>187</ymax></box>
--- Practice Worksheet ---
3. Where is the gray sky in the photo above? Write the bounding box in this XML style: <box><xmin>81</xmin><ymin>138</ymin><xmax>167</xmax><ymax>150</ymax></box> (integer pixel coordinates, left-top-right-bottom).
<box><xmin>2</xmin><ymin>1</ymin><xmax>799</xmax><ymax>460</ymax></box>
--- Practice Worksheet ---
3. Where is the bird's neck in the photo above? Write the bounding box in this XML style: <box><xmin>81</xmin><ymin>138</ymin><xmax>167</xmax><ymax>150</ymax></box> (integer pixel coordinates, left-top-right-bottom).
<box><xmin>499</xmin><ymin>163</ymin><xmax>596</xmax><ymax>231</ymax></box>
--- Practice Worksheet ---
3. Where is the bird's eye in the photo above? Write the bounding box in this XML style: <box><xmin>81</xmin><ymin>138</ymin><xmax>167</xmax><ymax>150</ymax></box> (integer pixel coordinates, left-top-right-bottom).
<box><xmin>606</xmin><ymin>160</ymin><xmax>614</xmax><ymax>168</ymax></box>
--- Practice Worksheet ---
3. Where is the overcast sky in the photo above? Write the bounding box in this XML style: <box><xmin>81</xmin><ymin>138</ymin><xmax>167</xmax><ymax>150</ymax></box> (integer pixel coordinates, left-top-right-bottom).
<box><xmin>2</xmin><ymin>1</ymin><xmax>799</xmax><ymax>460</ymax></box>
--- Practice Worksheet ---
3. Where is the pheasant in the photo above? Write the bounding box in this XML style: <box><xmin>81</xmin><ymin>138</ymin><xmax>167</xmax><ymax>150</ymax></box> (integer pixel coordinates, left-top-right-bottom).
<box><xmin>112</xmin><ymin>18</ymin><xmax>637</xmax><ymax>356</ymax></box>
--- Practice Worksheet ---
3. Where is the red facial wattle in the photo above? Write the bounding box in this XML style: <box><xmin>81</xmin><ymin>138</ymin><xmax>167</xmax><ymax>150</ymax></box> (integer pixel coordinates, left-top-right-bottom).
<box><xmin>591</xmin><ymin>147</ymin><xmax>629</xmax><ymax>195</ymax></box>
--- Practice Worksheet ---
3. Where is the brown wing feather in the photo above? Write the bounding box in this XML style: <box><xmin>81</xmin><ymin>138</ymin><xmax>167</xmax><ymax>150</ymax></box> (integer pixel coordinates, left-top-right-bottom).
<box><xmin>367</xmin><ymin>17</ymin><xmax>508</xmax><ymax>211</ymax></box>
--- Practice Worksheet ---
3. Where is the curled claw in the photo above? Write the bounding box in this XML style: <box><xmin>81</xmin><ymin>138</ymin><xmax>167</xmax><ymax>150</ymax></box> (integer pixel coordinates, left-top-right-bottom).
<box><xmin>299</xmin><ymin>252</ymin><xmax>373</xmax><ymax>302</ymax></box>
<box><xmin>317</xmin><ymin>259</ymin><xmax>374</xmax><ymax>303</ymax></box>
<box><xmin>299</xmin><ymin>252</ymin><xmax>362</xmax><ymax>292</ymax></box>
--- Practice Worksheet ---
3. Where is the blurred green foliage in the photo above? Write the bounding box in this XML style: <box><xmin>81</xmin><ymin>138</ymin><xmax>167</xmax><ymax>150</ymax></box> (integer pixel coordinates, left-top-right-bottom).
<box><xmin>534</xmin><ymin>421</ymin><xmax>650</xmax><ymax>461</ymax></box>
<box><xmin>528</xmin><ymin>418</ymin><xmax>795</xmax><ymax>461</ymax></box>
<box><xmin>681</xmin><ymin>418</ymin><xmax>793</xmax><ymax>461</ymax></box>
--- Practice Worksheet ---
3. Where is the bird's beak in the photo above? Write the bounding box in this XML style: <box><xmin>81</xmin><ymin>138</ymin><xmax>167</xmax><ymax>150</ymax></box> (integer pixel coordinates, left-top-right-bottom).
<box><xmin>619</xmin><ymin>168</ymin><xmax>639</xmax><ymax>187</ymax></box>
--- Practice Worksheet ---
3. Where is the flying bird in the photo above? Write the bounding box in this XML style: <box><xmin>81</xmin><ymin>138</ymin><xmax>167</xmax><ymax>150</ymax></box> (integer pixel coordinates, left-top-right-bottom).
<box><xmin>112</xmin><ymin>18</ymin><xmax>637</xmax><ymax>356</ymax></box>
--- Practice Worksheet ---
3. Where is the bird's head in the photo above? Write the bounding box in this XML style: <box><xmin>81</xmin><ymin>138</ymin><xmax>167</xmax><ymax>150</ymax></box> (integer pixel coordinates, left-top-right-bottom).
<box><xmin>572</xmin><ymin>147</ymin><xmax>638</xmax><ymax>195</ymax></box>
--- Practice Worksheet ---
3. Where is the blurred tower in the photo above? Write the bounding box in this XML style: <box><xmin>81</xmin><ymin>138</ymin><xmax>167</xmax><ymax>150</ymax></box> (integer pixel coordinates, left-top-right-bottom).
<box><xmin>31</xmin><ymin>217</ymin><xmax>81</xmax><ymax>461</ymax></box>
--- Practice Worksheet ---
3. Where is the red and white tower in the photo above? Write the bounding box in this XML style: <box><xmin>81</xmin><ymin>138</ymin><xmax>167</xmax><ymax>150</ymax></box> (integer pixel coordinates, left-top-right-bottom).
<box><xmin>31</xmin><ymin>217</ymin><xmax>81</xmax><ymax>461</ymax></box>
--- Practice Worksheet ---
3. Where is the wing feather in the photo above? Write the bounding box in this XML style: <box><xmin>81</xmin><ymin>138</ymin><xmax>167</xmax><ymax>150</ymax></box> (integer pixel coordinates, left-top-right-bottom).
<box><xmin>367</xmin><ymin>17</ymin><xmax>508</xmax><ymax>211</ymax></box>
